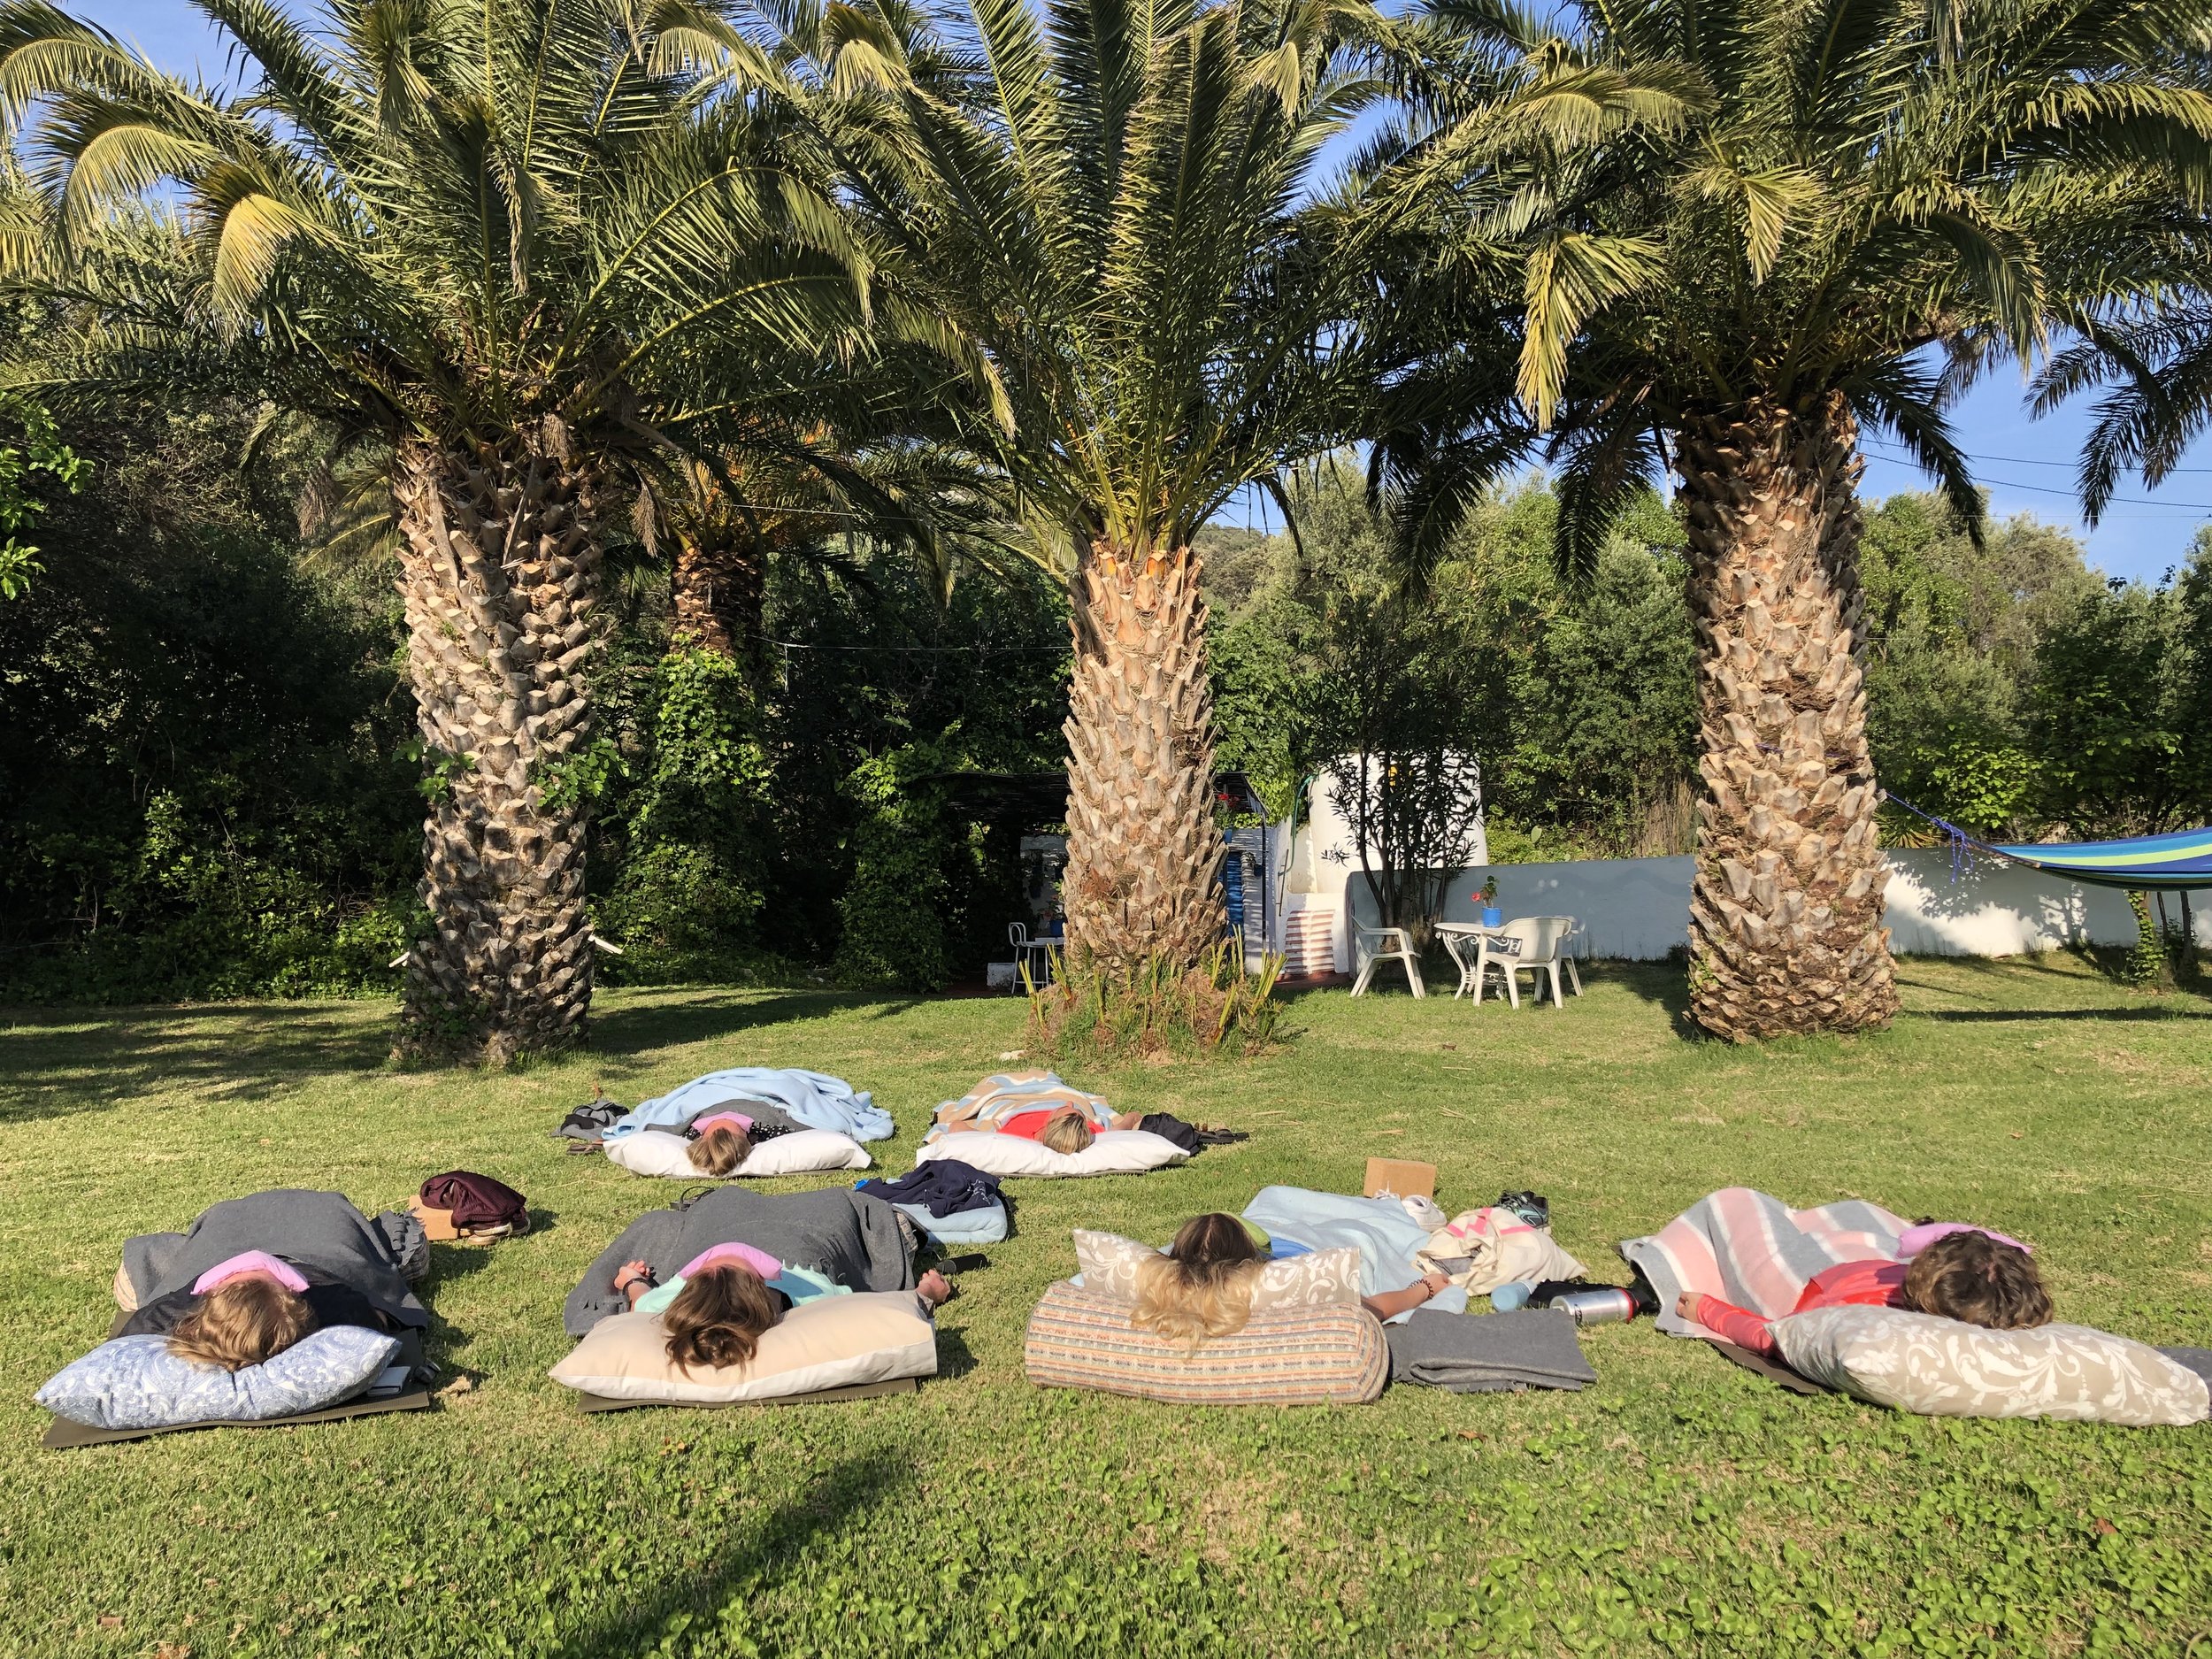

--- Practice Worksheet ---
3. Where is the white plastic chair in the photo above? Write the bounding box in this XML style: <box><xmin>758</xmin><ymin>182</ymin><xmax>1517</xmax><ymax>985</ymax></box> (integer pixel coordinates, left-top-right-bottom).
<box><xmin>1471</xmin><ymin>916</ymin><xmax>1575</xmax><ymax>1008</ymax></box>
<box><xmin>1558</xmin><ymin>917</ymin><xmax>1586</xmax><ymax>995</ymax></box>
<box><xmin>1350</xmin><ymin>926</ymin><xmax>1425</xmax><ymax>998</ymax></box>
<box><xmin>1008</xmin><ymin>923</ymin><xmax>1055</xmax><ymax>988</ymax></box>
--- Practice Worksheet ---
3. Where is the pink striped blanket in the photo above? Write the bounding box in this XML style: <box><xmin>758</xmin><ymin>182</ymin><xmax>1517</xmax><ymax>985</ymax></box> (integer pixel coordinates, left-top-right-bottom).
<box><xmin>1620</xmin><ymin>1187</ymin><xmax>1909</xmax><ymax>1338</ymax></box>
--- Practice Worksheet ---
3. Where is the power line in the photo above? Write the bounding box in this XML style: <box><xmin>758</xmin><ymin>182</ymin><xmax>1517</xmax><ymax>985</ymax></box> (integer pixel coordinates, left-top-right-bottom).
<box><xmin>1861</xmin><ymin>439</ymin><xmax>2212</xmax><ymax>476</ymax></box>
<box><xmin>1859</xmin><ymin>442</ymin><xmax>2212</xmax><ymax>511</ymax></box>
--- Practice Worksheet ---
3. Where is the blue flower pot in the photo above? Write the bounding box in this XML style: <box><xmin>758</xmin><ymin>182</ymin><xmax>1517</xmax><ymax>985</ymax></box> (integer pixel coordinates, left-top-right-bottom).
<box><xmin>1480</xmin><ymin>905</ymin><xmax>1503</xmax><ymax>928</ymax></box>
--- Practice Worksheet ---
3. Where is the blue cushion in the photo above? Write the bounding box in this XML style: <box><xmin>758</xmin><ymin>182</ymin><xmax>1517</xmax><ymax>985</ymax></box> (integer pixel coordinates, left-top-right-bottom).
<box><xmin>895</xmin><ymin>1200</ymin><xmax>1009</xmax><ymax>1246</ymax></box>
<box><xmin>36</xmin><ymin>1325</ymin><xmax>399</xmax><ymax>1430</ymax></box>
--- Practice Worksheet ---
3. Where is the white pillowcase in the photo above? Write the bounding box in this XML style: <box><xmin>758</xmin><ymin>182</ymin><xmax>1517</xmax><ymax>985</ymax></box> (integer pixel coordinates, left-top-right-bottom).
<box><xmin>1773</xmin><ymin>1305</ymin><xmax>2212</xmax><ymax>1425</ymax></box>
<box><xmin>1071</xmin><ymin>1230</ymin><xmax>1363</xmax><ymax>1310</ymax></box>
<box><xmin>549</xmin><ymin>1292</ymin><xmax>937</xmax><ymax>1403</ymax></box>
<box><xmin>604</xmin><ymin>1128</ymin><xmax>872</xmax><ymax>1180</ymax></box>
<box><xmin>913</xmin><ymin>1130</ymin><xmax>1188</xmax><ymax>1179</ymax></box>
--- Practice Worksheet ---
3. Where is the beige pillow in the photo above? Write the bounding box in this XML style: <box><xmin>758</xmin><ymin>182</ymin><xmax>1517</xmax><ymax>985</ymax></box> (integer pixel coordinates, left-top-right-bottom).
<box><xmin>1773</xmin><ymin>1306</ymin><xmax>2211</xmax><ymax>1425</ymax></box>
<box><xmin>1070</xmin><ymin>1231</ymin><xmax>1362</xmax><ymax>1311</ymax></box>
<box><xmin>549</xmin><ymin>1292</ymin><xmax>937</xmax><ymax>1403</ymax></box>
<box><xmin>1025</xmin><ymin>1282</ymin><xmax>1386</xmax><ymax>1406</ymax></box>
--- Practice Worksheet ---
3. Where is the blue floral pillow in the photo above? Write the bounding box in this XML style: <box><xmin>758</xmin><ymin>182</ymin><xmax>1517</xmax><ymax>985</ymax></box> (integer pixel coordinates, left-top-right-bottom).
<box><xmin>36</xmin><ymin>1326</ymin><xmax>400</xmax><ymax>1429</ymax></box>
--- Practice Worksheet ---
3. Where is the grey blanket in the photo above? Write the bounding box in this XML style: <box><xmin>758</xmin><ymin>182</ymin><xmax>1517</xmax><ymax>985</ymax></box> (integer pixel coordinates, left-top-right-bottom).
<box><xmin>1385</xmin><ymin>1308</ymin><xmax>1597</xmax><ymax>1393</ymax></box>
<box><xmin>565</xmin><ymin>1187</ymin><xmax>915</xmax><ymax>1336</ymax></box>
<box><xmin>120</xmin><ymin>1190</ymin><xmax>428</xmax><ymax>1329</ymax></box>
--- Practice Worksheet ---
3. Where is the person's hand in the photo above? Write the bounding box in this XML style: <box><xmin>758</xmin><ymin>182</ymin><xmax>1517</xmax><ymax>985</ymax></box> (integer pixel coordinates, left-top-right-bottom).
<box><xmin>1675</xmin><ymin>1291</ymin><xmax>1705</xmax><ymax>1322</ymax></box>
<box><xmin>1419</xmin><ymin>1271</ymin><xmax>1451</xmax><ymax>1299</ymax></box>
<box><xmin>615</xmin><ymin>1259</ymin><xmax>653</xmax><ymax>1296</ymax></box>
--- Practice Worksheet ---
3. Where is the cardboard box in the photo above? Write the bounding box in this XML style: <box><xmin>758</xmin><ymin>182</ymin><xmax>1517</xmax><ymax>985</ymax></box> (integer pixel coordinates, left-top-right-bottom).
<box><xmin>1364</xmin><ymin>1158</ymin><xmax>1436</xmax><ymax>1201</ymax></box>
<box><xmin>408</xmin><ymin>1199</ymin><xmax>462</xmax><ymax>1241</ymax></box>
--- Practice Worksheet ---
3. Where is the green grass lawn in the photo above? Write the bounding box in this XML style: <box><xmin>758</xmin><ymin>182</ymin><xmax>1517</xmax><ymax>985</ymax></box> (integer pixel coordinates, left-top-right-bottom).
<box><xmin>4</xmin><ymin>955</ymin><xmax>2210</xmax><ymax>1658</ymax></box>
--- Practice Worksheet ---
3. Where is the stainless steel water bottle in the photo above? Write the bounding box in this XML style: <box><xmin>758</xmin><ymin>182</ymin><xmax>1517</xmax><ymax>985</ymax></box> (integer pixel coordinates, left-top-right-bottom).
<box><xmin>1550</xmin><ymin>1287</ymin><xmax>1639</xmax><ymax>1326</ymax></box>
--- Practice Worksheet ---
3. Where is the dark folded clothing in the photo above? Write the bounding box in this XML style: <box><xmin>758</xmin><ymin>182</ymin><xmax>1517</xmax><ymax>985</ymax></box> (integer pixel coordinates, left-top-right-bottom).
<box><xmin>1385</xmin><ymin>1308</ymin><xmax>1597</xmax><ymax>1393</ymax></box>
<box><xmin>1134</xmin><ymin>1113</ymin><xmax>1203</xmax><ymax>1154</ymax></box>
<box><xmin>859</xmin><ymin>1159</ymin><xmax>1003</xmax><ymax>1219</ymax></box>
<box><xmin>556</xmin><ymin>1102</ymin><xmax>625</xmax><ymax>1141</ymax></box>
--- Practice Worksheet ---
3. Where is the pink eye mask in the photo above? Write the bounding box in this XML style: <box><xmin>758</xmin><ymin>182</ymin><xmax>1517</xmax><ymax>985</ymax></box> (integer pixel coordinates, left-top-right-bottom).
<box><xmin>192</xmin><ymin>1250</ymin><xmax>310</xmax><ymax>1295</ymax></box>
<box><xmin>1896</xmin><ymin>1222</ymin><xmax>2032</xmax><ymax>1258</ymax></box>
<box><xmin>691</xmin><ymin>1112</ymin><xmax>754</xmax><ymax>1139</ymax></box>
<box><xmin>675</xmin><ymin>1241</ymin><xmax>782</xmax><ymax>1282</ymax></box>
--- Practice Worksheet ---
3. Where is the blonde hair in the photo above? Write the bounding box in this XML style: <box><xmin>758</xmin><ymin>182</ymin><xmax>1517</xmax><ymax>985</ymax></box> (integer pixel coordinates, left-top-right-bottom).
<box><xmin>1130</xmin><ymin>1213</ymin><xmax>1264</xmax><ymax>1347</ymax></box>
<box><xmin>1039</xmin><ymin>1108</ymin><xmax>1094</xmax><ymax>1156</ymax></box>
<box><xmin>689</xmin><ymin>1125</ymin><xmax>753</xmax><ymax>1176</ymax></box>
<box><xmin>168</xmin><ymin>1277</ymin><xmax>316</xmax><ymax>1371</ymax></box>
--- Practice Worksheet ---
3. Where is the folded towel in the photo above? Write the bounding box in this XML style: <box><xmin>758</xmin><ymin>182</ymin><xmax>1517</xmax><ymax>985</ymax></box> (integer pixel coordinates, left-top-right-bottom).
<box><xmin>1384</xmin><ymin>1308</ymin><xmax>1597</xmax><ymax>1393</ymax></box>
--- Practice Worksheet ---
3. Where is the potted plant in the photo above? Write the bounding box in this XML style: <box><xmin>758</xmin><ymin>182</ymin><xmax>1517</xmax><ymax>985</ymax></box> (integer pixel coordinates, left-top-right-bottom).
<box><xmin>1477</xmin><ymin>873</ymin><xmax>1502</xmax><ymax>929</ymax></box>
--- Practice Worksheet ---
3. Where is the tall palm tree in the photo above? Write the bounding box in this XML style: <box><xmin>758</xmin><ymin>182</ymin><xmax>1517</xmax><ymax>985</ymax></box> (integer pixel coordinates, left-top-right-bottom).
<box><xmin>782</xmin><ymin>0</ymin><xmax>1390</xmax><ymax>977</ymax></box>
<box><xmin>0</xmin><ymin>0</ymin><xmax>877</xmax><ymax>1060</ymax></box>
<box><xmin>1392</xmin><ymin>0</ymin><xmax>2212</xmax><ymax>1040</ymax></box>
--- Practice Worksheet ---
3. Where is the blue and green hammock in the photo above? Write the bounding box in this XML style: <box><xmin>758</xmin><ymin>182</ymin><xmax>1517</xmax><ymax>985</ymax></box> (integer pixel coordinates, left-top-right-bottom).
<box><xmin>1886</xmin><ymin>794</ymin><xmax>2212</xmax><ymax>892</ymax></box>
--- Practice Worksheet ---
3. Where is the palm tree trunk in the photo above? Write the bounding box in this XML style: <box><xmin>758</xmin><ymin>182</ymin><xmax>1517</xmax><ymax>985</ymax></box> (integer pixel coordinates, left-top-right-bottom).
<box><xmin>672</xmin><ymin>531</ymin><xmax>766</xmax><ymax>667</ymax></box>
<box><xmin>393</xmin><ymin>437</ymin><xmax>601</xmax><ymax>1064</ymax></box>
<box><xmin>1674</xmin><ymin>395</ymin><xmax>1899</xmax><ymax>1041</ymax></box>
<box><xmin>1061</xmin><ymin>538</ymin><xmax>1226</xmax><ymax>971</ymax></box>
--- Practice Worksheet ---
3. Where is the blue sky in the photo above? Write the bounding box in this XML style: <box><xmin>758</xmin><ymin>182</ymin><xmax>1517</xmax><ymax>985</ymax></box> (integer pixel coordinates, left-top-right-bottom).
<box><xmin>76</xmin><ymin>0</ymin><xmax>2212</xmax><ymax>586</ymax></box>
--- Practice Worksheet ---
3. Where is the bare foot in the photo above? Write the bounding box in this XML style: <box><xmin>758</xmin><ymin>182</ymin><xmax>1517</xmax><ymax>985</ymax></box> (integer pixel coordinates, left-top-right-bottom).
<box><xmin>917</xmin><ymin>1269</ymin><xmax>952</xmax><ymax>1310</ymax></box>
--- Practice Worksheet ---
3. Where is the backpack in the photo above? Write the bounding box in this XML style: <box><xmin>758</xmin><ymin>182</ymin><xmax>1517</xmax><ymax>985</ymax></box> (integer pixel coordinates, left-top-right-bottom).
<box><xmin>416</xmin><ymin>1171</ymin><xmax>529</xmax><ymax>1234</ymax></box>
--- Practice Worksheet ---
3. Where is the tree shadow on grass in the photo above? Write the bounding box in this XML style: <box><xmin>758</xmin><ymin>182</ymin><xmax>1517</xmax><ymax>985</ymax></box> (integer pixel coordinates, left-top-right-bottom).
<box><xmin>550</xmin><ymin>1448</ymin><xmax>908</xmax><ymax>1659</ymax></box>
<box><xmin>0</xmin><ymin>1002</ymin><xmax>396</xmax><ymax>1122</ymax></box>
<box><xmin>588</xmin><ymin>990</ymin><xmax>931</xmax><ymax>1057</ymax></box>
<box><xmin>1903</xmin><ymin>1004</ymin><xmax>2212</xmax><ymax>1024</ymax></box>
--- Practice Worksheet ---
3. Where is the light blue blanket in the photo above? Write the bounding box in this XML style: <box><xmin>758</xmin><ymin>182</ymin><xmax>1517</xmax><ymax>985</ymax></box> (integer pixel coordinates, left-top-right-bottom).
<box><xmin>607</xmin><ymin>1068</ymin><xmax>895</xmax><ymax>1144</ymax></box>
<box><xmin>1240</xmin><ymin>1187</ymin><xmax>1469</xmax><ymax>1322</ymax></box>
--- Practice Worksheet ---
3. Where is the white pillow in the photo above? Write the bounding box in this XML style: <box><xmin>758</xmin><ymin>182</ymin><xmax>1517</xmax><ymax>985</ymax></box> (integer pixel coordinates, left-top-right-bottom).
<box><xmin>913</xmin><ymin>1130</ymin><xmax>1189</xmax><ymax>1180</ymax></box>
<box><xmin>549</xmin><ymin>1292</ymin><xmax>936</xmax><ymax>1402</ymax></box>
<box><xmin>604</xmin><ymin>1128</ymin><xmax>872</xmax><ymax>1180</ymax></box>
<box><xmin>1773</xmin><ymin>1306</ymin><xmax>2212</xmax><ymax>1425</ymax></box>
<box><xmin>37</xmin><ymin>1326</ymin><xmax>400</xmax><ymax>1430</ymax></box>
<box><xmin>1071</xmin><ymin>1230</ymin><xmax>1363</xmax><ymax>1310</ymax></box>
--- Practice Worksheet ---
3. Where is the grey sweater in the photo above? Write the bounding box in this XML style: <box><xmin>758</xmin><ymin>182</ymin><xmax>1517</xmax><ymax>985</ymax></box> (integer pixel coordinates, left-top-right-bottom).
<box><xmin>120</xmin><ymin>1189</ymin><xmax>428</xmax><ymax>1329</ymax></box>
<box><xmin>565</xmin><ymin>1187</ymin><xmax>915</xmax><ymax>1336</ymax></box>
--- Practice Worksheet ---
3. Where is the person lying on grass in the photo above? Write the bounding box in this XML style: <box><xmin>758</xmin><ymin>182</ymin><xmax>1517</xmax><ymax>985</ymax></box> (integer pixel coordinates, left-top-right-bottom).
<box><xmin>1130</xmin><ymin>1213</ymin><xmax>1454</xmax><ymax>1347</ymax></box>
<box><xmin>998</xmin><ymin>1105</ymin><xmax>1235</xmax><ymax>1156</ymax></box>
<box><xmin>1678</xmin><ymin>1226</ymin><xmax>2051</xmax><ymax>1361</ymax></box>
<box><xmin>612</xmin><ymin>1243</ymin><xmax>954</xmax><ymax>1371</ymax></box>
<box><xmin>118</xmin><ymin>1191</ymin><xmax>422</xmax><ymax>1371</ymax></box>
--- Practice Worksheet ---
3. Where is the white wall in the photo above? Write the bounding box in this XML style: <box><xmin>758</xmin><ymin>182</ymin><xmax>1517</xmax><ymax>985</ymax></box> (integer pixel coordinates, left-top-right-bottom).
<box><xmin>1325</xmin><ymin>849</ymin><xmax>2208</xmax><ymax>967</ymax></box>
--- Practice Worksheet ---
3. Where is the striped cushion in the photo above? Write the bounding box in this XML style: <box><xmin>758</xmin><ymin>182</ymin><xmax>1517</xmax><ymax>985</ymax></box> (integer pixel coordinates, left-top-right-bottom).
<box><xmin>1023</xmin><ymin>1282</ymin><xmax>1386</xmax><ymax>1406</ymax></box>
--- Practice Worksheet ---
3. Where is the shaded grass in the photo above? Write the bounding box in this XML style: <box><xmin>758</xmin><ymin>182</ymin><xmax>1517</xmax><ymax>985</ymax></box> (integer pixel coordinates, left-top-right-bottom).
<box><xmin>2</xmin><ymin>955</ymin><xmax>2209</xmax><ymax>1656</ymax></box>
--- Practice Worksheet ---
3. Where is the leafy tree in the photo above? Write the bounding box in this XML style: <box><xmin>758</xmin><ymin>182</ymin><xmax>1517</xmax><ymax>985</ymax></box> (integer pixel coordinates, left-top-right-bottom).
<box><xmin>0</xmin><ymin>394</ymin><xmax>83</xmax><ymax>596</ymax></box>
<box><xmin>1389</xmin><ymin>0</ymin><xmax>2212</xmax><ymax>1041</ymax></box>
<box><xmin>0</xmin><ymin>0</ymin><xmax>882</xmax><ymax>1060</ymax></box>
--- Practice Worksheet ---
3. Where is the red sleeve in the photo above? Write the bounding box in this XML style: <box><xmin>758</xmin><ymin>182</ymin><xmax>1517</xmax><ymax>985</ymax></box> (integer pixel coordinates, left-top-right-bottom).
<box><xmin>997</xmin><ymin>1110</ymin><xmax>1051</xmax><ymax>1140</ymax></box>
<box><xmin>1692</xmin><ymin>1295</ymin><xmax>1780</xmax><ymax>1358</ymax></box>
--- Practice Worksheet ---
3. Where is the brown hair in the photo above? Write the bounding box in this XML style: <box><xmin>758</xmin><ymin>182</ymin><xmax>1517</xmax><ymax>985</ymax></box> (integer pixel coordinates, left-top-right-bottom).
<box><xmin>662</xmin><ymin>1263</ymin><xmax>784</xmax><ymax>1372</ymax></box>
<box><xmin>1131</xmin><ymin>1213</ymin><xmax>1264</xmax><ymax>1347</ymax></box>
<box><xmin>1039</xmin><ymin>1108</ymin><xmax>1094</xmax><ymax>1156</ymax></box>
<box><xmin>167</xmin><ymin>1277</ymin><xmax>317</xmax><ymax>1371</ymax></box>
<box><xmin>1902</xmin><ymin>1230</ymin><xmax>2052</xmax><ymax>1330</ymax></box>
<box><xmin>688</xmin><ymin>1125</ymin><xmax>753</xmax><ymax>1177</ymax></box>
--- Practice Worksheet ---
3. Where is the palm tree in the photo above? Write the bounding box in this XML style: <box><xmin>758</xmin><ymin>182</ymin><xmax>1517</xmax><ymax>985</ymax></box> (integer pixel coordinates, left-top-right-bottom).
<box><xmin>0</xmin><ymin>0</ymin><xmax>877</xmax><ymax>1061</ymax></box>
<box><xmin>1391</xmin><ymin>0</ymin><xmax>2212</xmax><ymax>1040</ymax></box>
<box><xmin>780</xmin><ymin>0</ymin><xmax>1390</xmax><ymax>978</ymax></box>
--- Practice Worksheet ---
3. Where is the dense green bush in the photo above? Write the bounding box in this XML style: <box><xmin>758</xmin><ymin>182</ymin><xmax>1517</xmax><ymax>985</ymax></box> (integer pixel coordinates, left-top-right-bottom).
<box><xmin>0</xmin><ymin>404</ymin><xmax>421</xmax><ymax>1002</ymax></box>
